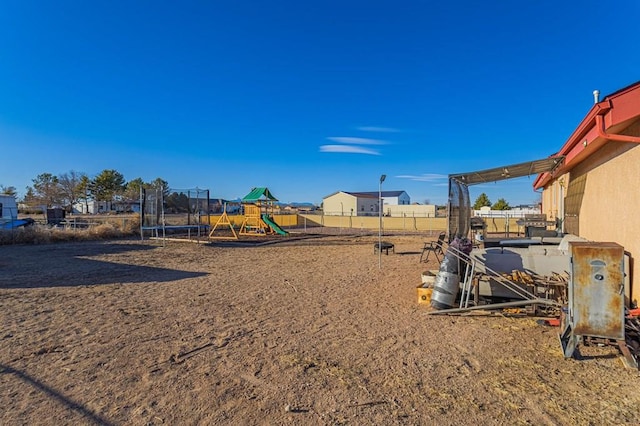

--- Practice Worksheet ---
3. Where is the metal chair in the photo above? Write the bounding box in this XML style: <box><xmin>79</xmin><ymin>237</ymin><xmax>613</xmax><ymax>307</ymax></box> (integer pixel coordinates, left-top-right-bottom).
<box><xmin>420</xmin><ymin>232</ymin><xmax>446</xmax><ymax>263</ymax></box>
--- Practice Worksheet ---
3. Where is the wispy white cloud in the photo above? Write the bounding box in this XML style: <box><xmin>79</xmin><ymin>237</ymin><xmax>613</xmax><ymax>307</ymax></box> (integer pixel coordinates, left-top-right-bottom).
<box><xmin>357</xmin><ymin>126</ymin><xmax>400</xmax><ymax>133</ymax></box>
<box><xmin>326</xmin><ymin>136</ymin><xmax>386</xmax><ymax>145</ymax></box>
<box><xmin>396</xmin><ymin>173</ymin><xmax>448</xmax><ymax>182</ymax></box>
<box><xmin>319</xmin><ymin>145</ymin><xmax>381</xmax><ymax>155</ymax></box>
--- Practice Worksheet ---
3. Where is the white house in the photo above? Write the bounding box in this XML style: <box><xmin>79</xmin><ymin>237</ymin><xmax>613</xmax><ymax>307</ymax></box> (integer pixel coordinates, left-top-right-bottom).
<box><xmin>72</xmin><ymin>200</ymin><xmax>141</xmax><ymax>214</ymax></box>
<box><xmin>323</xmin><ymin>191</ymin><xmax>411</xmax><ymax>216</ymax></box>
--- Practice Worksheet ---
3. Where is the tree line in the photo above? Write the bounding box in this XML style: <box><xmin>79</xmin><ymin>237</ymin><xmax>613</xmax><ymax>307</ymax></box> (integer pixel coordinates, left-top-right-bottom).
<box><xmin>472</xmin><ymin>192</ymin><xmax>511</xmax><ymax>210</ymax></box>
<box><xmin>1</xmin><ymin>170</ymin><xmax>169</xmax><ymax>210</ymax></box>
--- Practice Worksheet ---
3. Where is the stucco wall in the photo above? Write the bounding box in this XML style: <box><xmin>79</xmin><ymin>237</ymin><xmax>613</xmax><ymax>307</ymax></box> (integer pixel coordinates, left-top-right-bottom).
<box><xmin>541</xmin><ymin>172</ymin><xmax>569</xmax><ymax>226</ymax></box>
<box><xmin>543</xmin><ymin>140</ymin><xmax>640</xmax><ymax>305</ymax></box>
<box><xmin>299</xmin><ymin>213</ymin><xmax>447</xmax><ymax>234</ymax></box>
<box><xmin>384</xmin><ymin>204</ymin><xmax>436</xmax><ymax>217</ymax></box>
<box><xmin>322</xmin><ymin>192</ymin><xmax>359</xmax><ymax>216</ymax></box>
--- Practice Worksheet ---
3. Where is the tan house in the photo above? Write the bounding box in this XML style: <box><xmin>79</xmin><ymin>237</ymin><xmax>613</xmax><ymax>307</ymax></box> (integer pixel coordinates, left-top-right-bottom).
<box><xmin>534</xmin><ymin>81</ymin><xmax>640</xmax><ymax>306</ymax></box>
<box><xmin>323</xmin><ymin>191</ymin><xmax>408</xmax><ymax>216</ymax></box>
<box><xmin>323</xmin><ymin>190</ymin><xmax>437</xmax><ymax>217</ymax></box>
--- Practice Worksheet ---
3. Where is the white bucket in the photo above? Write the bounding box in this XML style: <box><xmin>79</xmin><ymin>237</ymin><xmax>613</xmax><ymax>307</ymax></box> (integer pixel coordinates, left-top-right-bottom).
<box><xmin>421</xmin><ymin>270</ymin><xmax>437</xmax><ymax>286</ymax></box>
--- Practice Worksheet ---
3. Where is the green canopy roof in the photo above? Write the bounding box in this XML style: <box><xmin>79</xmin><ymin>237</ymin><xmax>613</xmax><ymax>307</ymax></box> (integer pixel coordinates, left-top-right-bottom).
<box><xmin>242</xmin><ymin>187</ymin><xmax>278</xmax><ymax>202</ymax></box>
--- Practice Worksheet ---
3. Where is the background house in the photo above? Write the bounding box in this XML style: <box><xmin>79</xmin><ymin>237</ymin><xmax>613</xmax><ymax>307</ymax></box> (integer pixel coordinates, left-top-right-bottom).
<box><xmin>208</xmin><ymin>198</ymin><xmax>241</xmax><ymax>214</ymax></box>
<box><xmin>73</xmin><ymin>200</ymin><xmax>140</xmax><ymax>214</ymax></box>
<box><xmin>534</xmin><ymin>81</ymin><xmax>640</xmax><ymax>306</ymax></box>
<box><xmin>323</xmin><ymin>190</ymin><xmax>434</xmax><ymax>217</ymax></box>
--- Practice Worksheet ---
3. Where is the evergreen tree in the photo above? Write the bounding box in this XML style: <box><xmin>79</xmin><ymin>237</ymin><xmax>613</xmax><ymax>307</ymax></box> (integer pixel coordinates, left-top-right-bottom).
<box><xmin>77</xmin><ymin>175</ymin><xmax>92</xmax><ymax>213</ymax></box>
<box><xmin>492</xmin><ymin>198</ymin><xmax>511</xmax><ymax>210</ymax></box>
<box><xmin>90</xmin><ymin>170</ymin><xmax>125</xmax><ymax>202</ymax></box>
<box><xmin>149</xmin><ymin>178</ymin><xmax>170</xmax><ymax>198</ymax></box>
<box><xmin>22</xmin><ymin>187</ymin><xmax>38</xmax><ymax>205</ymax></box>
<box><xmin>0</xmin><ymin>185</ymin><xmax>17</xmax><ymax>197</ymax></box>
<box><xmin>472</xmin><ymin>193</ymin><xmax>492</xmax><ymax>210</ymax></box>
<box><xmin>124</xmin><ymin>177</ymin><xmax>146</xmax><ymax>201</ymax></box>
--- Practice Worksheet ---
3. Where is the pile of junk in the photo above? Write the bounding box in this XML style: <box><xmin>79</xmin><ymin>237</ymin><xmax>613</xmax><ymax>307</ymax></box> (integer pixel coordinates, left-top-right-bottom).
<box><xmin>421</xmin><ymin>234</ymin><xmax>640</xmax><ymax>370</ymax></box>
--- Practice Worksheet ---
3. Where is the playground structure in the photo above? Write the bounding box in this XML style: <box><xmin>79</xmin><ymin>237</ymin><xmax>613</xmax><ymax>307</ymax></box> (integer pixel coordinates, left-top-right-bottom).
<box><xmin>208</xmin><ymin>203</ymin><xmax>239</xmax><ymax>240</ymax></box>
<box><xmin>238</xmin><ymin>187</ymin><xmax>288</xmax><ymax>237</ymax></box>
<box><xmin>140</xmin><ymin>187</ymin><xmax>210</xmax><ymax>243</ymax></box>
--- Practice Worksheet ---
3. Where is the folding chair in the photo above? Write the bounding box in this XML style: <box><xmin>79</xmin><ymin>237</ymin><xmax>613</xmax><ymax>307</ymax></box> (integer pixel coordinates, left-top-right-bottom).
<box><xmin>420</xmin><ymin>232</ymin><xmax>446</xmax><ymax>263</ymax></box>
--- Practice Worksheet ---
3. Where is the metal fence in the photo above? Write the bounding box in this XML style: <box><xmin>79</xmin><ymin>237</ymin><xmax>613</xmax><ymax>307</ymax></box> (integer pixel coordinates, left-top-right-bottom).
<box><xmin>309</xmin><ymin>210</ymin><xmax>444</xmax><ymax>218</ymax></box>
<box><xmin>473</xmin><ymin>208</ymin><xmax>542</xmax><ymax>218</ymax></box>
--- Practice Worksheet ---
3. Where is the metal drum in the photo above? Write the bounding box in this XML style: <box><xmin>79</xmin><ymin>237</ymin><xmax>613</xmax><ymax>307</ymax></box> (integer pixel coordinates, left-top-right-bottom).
<box><xmin>430</xmin><ymin>271</ymin><xmax>460</xmax><ymax>309</ymax></box>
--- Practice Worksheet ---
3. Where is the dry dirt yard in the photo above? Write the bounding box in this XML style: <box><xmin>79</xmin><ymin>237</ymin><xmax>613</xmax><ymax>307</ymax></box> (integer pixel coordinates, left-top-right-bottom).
<box><xmin>1</xmin><ymin>232</ymin><xmax>639</xmax><ymax>425</ymax></box>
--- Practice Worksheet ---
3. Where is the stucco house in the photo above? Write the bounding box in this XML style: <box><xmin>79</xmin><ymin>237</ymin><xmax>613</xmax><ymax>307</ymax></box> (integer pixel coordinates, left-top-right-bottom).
<box><xmin>533</xmin><ymin>81</ymin><xmax>640</xmax><ymax>305</ymax></box>
<box><xmin>322</xmin><ymin>190</ymin><xmax>410</xmax><ymax>216</ymax></box>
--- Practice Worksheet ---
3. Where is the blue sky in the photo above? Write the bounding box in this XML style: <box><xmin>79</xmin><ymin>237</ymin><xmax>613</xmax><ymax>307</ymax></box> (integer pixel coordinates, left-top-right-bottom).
<box><xmin>1</xmin><ymin>1</ymin><xmax>639</xmax><ymax>206</ymax></box>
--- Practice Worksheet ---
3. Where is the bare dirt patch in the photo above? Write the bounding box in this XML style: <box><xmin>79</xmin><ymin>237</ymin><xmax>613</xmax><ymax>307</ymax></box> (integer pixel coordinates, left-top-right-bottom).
<box><xmin>1</xmin><ymin>234</ymin><xmax>639</xmax><ymax>425</ymax></box>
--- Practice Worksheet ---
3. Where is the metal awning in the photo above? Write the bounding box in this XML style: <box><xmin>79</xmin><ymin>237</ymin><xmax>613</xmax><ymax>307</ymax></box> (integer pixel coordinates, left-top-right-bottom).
<box><xmin>449</xmin><ymin>156</ymin><xmax>565</xmax><ymax>186</ymax></box>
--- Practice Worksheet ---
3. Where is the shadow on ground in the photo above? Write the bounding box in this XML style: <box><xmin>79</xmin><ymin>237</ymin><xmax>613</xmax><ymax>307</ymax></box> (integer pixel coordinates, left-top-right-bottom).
<box><xmin>0</xmin><ymin>241</ymin><xmax>207</xmax><ymax>289</ymax></box>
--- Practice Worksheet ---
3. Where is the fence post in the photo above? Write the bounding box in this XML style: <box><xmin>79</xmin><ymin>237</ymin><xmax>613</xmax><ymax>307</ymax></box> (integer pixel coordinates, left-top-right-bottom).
<box><xmin>403</xmin><ymin>213</ymin><xmax>406</xmax><ymax>233</ymax></box>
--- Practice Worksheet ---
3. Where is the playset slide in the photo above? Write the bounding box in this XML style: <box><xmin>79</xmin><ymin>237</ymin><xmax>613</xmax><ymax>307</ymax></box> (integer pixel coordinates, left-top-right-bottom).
<box><xmin>261</xmin><ymin>214</ymin><xmax>288</xmax><ymax>235</ymax></box>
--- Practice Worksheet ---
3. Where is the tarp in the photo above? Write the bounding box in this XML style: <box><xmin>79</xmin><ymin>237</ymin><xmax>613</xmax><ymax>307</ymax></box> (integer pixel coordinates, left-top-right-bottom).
<box><xmin>447</xmin><ymin>156</ymin><xmax>565</xmax><ymax>239</ymax></box>
<box><xmin>449</xmin><ymin>156</ymin><xmax>565</xmax><ymax>186</ymax></box>
<box><xmin>242</xmin><ymin>187</ymin><xmax>278</xmax><ymax>202</ymax></box>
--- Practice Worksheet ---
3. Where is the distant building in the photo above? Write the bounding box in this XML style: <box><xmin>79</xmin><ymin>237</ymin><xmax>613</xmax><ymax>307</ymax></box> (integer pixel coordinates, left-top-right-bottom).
<box><xmin>283</xmin><ymin>204</ymin><xmax>316</xmax><ymax>213</ymax></box>
<box><xmin>322</xmin><ymin>191</ymin><xmax>435</xmax><ymax>216</ymax></box>
<box><xmin>208</xmin><ymin>199</ymin><xmax>241</xmax><ymax>214</ymax></box>
<box><xmin>72</xmin><ymin>200</ymin><xmax>140</xmax><ymax>214</ymax></box>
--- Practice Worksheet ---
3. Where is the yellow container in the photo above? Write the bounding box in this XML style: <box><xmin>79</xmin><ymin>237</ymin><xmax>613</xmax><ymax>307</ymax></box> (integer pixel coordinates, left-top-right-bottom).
<box><xmin>417</xmin><ymin>285</ymin><xmax>433</xmax><ymax>305</ymax></box>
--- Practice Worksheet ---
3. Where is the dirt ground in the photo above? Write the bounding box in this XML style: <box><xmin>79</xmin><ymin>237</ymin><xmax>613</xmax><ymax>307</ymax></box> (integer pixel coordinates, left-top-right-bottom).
<box><xmin>1</xmin><ymin>232</ymin><xmax>639</xmax><ymax>425</ymax></box>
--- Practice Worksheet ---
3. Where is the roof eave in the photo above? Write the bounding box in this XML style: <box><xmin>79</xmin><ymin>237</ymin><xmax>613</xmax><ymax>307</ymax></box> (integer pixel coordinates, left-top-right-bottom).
<box><xmin>534</xmin><ymin>81</ymin><xmax>640</xmax><ymax>190</ymax></box>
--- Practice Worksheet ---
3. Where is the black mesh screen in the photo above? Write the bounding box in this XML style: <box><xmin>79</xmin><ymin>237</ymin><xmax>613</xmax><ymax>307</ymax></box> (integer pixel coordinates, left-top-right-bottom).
<box><xmin>447</xmin><ymin>178</ymin><xmax>470</xmax><ymax>240</ymax></box>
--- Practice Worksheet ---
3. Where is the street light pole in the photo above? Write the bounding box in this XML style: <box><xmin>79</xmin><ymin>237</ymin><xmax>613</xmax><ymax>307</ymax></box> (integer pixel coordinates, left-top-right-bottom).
<box><xmin>379</xmin><ymin>174</ymin><xmax>386</xmax><ymax>269</ymax></box>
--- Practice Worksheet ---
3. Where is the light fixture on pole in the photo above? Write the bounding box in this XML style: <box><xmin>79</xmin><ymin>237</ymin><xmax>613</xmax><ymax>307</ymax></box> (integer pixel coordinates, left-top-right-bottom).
<box><xmin>379</xmin><ymin>174</ymin><xmax>386</xmax><ymax>269</ymax></box>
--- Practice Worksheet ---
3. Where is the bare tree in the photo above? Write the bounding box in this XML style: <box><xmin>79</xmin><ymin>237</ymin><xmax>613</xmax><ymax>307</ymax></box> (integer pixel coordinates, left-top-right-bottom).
<box><xmin>58</xmin><ymin>171</ymin><xmax>87</xmax><ymax>212</ymax></box>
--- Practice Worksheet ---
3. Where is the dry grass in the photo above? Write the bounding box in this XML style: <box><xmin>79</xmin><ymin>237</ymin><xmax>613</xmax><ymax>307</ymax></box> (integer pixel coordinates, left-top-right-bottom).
<box><xmin>0</xmin><ymin>216</ymin><xmax>140</xmax><ymax>245</ymax></box>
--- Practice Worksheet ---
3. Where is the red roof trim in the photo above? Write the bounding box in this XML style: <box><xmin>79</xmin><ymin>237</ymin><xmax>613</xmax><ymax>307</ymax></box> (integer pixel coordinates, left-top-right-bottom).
<box><xmin>534</xmin><ymin>81</ymin><xmax>640</xmax><ymax>189</ymax></box>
